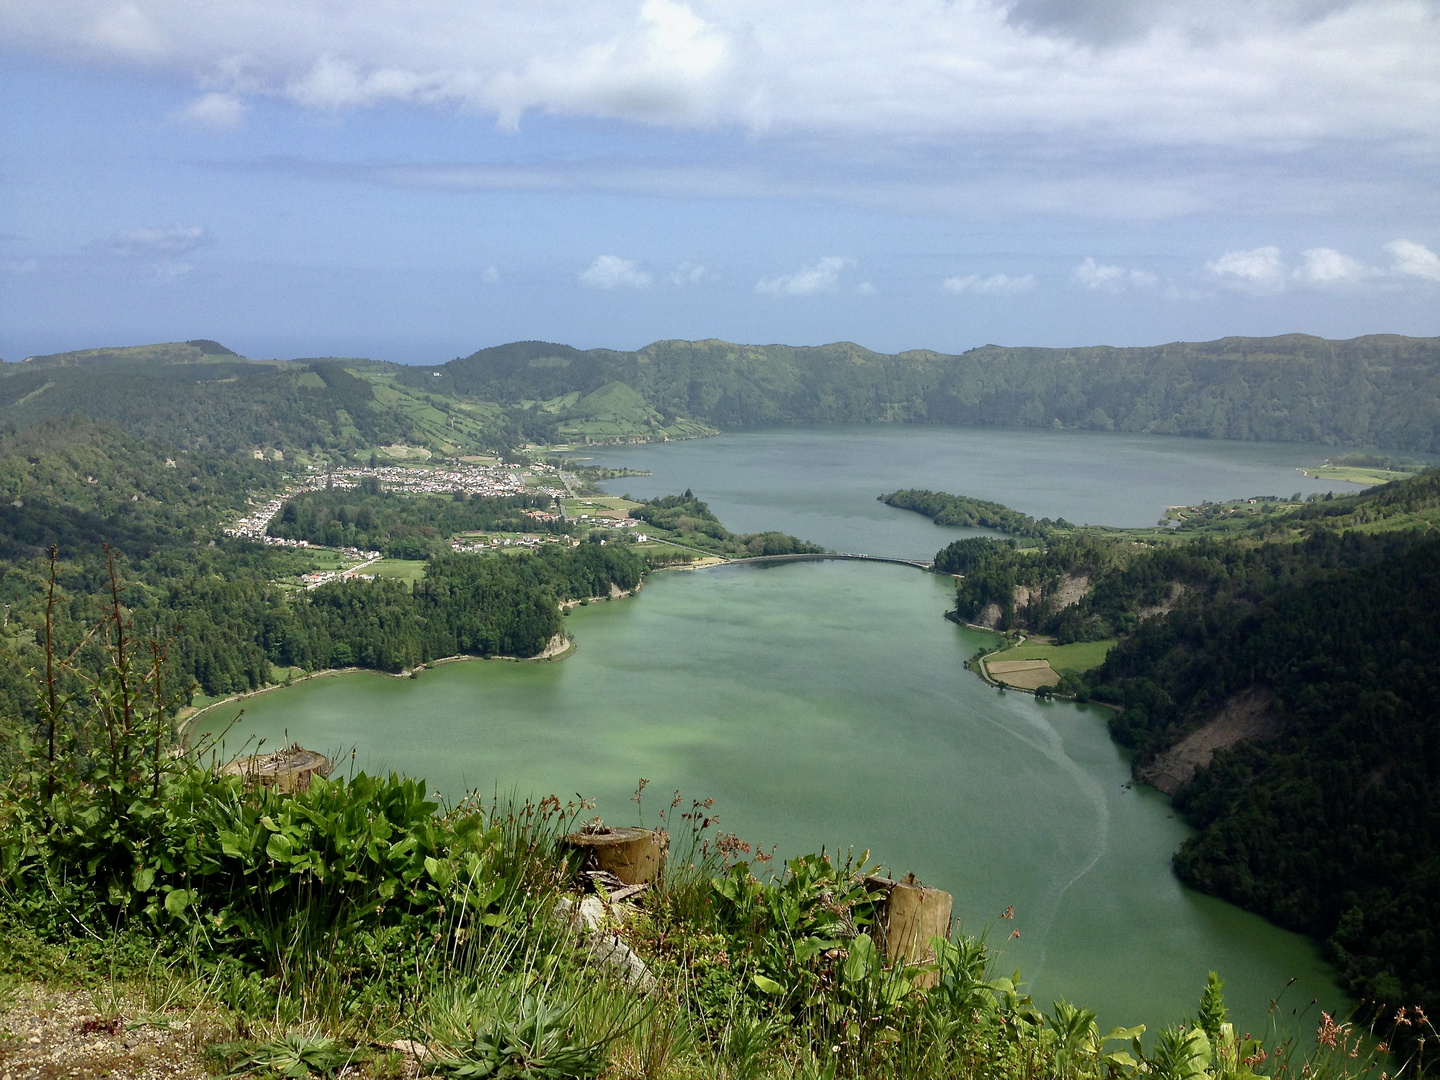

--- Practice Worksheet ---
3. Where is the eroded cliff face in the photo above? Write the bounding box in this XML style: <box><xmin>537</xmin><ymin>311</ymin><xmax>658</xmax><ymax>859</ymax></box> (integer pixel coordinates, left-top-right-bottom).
<box><xmin>1134</xmin><ymin>687</ymin><xmax>1283</xmax><ymax>796</ymax></box>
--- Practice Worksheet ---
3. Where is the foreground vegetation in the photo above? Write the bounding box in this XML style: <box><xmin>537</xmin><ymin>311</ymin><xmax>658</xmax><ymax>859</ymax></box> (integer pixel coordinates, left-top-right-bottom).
<box><xmin>898</xmin><ymin>471</ymin><xmax>1440</xmax><ymax>1037</ymax></box>
<box><xmin>1</xmin><ymin>596</ymin><xmax>1430</xmax><ymax>1080</ymax></box>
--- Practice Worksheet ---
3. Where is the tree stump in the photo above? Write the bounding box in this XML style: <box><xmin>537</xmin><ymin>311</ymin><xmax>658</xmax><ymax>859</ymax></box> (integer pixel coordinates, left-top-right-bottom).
<box><xmin>565</xmin><ymin>821</ymin><xmax>668</xmax><ymax>885</ymax></box>
<box><xmin>219</xmin><ymin>743</ymin><xmax>332</xmax><ymax>794</ymax></box>
<box><xmin>867</xmin><ymin>872</ymin><xmax>953</xmax><ymax>988</ymax></box>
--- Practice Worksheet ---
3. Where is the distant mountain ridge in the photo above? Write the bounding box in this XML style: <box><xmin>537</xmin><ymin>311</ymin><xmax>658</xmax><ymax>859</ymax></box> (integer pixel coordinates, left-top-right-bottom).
<box><xmin>18</xmin><ymin>339</ymin><xmax>244</xmax><ymax>368</ymax></box>
<box><xmin>410</xmin><ymin>332</ymin><xmax>1440</xmax><ymax>453</ymax></box>
<box><xmin>7</xmin><ymin>332</ymin><xmax>1439</xmax><ymax>454</ymax></box>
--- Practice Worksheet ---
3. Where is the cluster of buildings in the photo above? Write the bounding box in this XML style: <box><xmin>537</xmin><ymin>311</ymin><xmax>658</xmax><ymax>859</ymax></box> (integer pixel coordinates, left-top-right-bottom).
<box><xmin>223</xmin><ymin>461</ymin><xmax>563</xmax><ymax>543</ymax></box>
<box><xmin>345</xmin><ymin>462</ymin><xmax>562</xmax><ymax>499</ymax></box>
<box><xmin>449</xmin><ymin>534</ymin><xmax>571</xmax><ymax>553</ymax></box>
<box><xmin>589</xmin><ymin>517</ymin><xmax>649</xmax><ymax>540</ymax></box>
<box><xmin>298</xmin><ymin>561</ymin><xmax>380</xmax><ymax>590</ymax></box>
<box><xmin>224</xmin><ymin>493</ymin><xmax>294</xmax><ymax>542</ymax></box>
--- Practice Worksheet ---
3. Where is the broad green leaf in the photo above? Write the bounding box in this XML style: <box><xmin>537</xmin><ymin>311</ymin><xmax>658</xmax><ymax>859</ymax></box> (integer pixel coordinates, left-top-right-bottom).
<box><xmin>266</xmin><ymin>833</ymin><xmax>294</xmax><ymax>861</ymax></box>
<box><xmin>163</xmin><ymin>888</ymin><xmax>191</xmax><ymax>915</ymax></box>
<box><xmin>843</xmin><ymin>933</ymin><xmax>877</xmax><ymax>984</ymax></box>
<box><xmin>793</xmin><ymin>937</ymin><xmax>825</xmax><ymax>964</ymax></box>
<box><xmin>752</xmin><ymin>974</ymin><xmax>785</xmax><ymax>995</ymax></box>
<box><xmin>132</xmin><ymin>866</ymin><xmax>155</xmax><ymax>893</ymax></box>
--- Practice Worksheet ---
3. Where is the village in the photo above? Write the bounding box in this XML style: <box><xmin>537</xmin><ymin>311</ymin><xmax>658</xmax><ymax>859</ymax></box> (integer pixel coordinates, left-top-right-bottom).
<box><xmin>219</xmin><ymin>459</ymin><xmax>653</xmax><ymax>590</ymax></box>
<box><xmin>222</xmin><ymin>458</ymin><xmax>568</xmax><ymax>544</ymax></box>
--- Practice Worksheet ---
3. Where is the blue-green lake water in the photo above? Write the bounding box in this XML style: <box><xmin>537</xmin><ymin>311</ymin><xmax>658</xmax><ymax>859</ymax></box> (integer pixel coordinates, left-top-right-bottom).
<box><xmin>200</xmin><ymin>427</ymin><xmax>1356</xmax><ymax>1034</ymax></box>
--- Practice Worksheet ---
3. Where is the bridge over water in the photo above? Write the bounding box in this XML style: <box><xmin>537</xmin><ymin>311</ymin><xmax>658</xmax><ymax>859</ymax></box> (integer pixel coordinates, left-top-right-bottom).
<box><xmin>729</xmin><ymin>552</ymin><xmax>933</xmax><ymax>571</ymax></box>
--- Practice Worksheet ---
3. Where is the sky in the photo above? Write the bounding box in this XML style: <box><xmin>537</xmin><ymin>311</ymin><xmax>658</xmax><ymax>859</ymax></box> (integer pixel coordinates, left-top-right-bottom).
<box><xmin>1</xmin><ymin>0</ymin><xmax>1438</xmax><ymax>365</ymax></box>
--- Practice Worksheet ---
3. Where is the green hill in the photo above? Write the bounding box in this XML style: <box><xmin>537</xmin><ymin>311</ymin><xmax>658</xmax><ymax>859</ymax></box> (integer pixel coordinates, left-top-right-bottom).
<box><xmin>405</xmin><ymin>333</ymin><xmax>1440</xmax><ymax>453</ymax></box>
<box><xmin>908</xmin><ymin>471</ymin><xmax>1440</xmax><ymax>1028</ymax></box>
<box><xmin>0</xmin><ymin>344</ymin><xmax>512</xmax><ymax>460</ymax></box>
<box><xmin>17</xmin><ymin>338</ymin><xmax>242</xmax><ymax>368</ymax></box>
<box><xmin>11</xmin><ymin>332</ymin><xmax>1440</xmax><ymax>455</ymax></box>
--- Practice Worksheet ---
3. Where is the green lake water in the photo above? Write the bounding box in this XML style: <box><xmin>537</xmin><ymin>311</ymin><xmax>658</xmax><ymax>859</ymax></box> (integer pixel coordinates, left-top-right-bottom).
<box><xmin>578</xmin><ymin>424</ymin><xmax>1353</xmax><ymax>559</ymax></box>
<box><xmin>200</xmin><ymin>427</ymin><xmax>1354</xmax><ymax>1034</ymax></box>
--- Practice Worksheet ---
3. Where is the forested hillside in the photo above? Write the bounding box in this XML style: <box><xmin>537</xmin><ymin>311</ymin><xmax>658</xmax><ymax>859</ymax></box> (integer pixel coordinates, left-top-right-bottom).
<box><xmin>0</xmin><ymin>344</ymin><xmax>512</xmax><ymax>458</ymax></box>
<box><xmin>0</xmin><ymin>420</ymin><xmax>647</xmax><ymax>723</ymax></box>
<box><xmin>11</xmin><ymin>333</ymin><xmax>1440</xmax><ymax>453</ymax></box>
<box><xmin>415</xmin><ymin>333</ymin><xmax>1440</xmax><ymax>452</ymax></box>
<box><xmin>1093</xmin><ymin>537</ymin><xmax>1440</xmax><ymax>1021</ymax></box>
<box><xmin>913</xmin><ymin>473</ymin><xmax>1440</xmax><ymax>1026</ymax></box>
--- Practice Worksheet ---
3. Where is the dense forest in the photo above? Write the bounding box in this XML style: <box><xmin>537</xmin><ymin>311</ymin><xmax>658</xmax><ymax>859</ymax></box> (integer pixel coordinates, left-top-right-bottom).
<box><xmin>0</xmin><ymin>420</ymin><xmax>647</xmax><ymax>725</ymax></box>
<box><xmin>1089</xmin><ymin>537</ymin><xmax>1440</xmax><ymax>1021</ymax></box>
<box><xmin>881</xmin><ymin>489</ymin><xmax>1067</xmax><ymax>540</ymax></box>
<box><xmin>410</xmin><ymin>333</ymin><xmax>1440</xmax><ymax>452</ymax></box>
<box><xmin>267</xmin><ymin>484</ymin><xmax>562</xmax><ymax>558</ymax></box>
<box><xmin>919</xmin><ymin>473</ymin><xmax>1440</xmax><ymax>1026</ymax></box>
<box><xmin>0</xmin><ymin>343</ymin><xmax>512</xmax><ymax>458</ymax></box>
<box><xmin>10</xmin><ymin>333</ymin><xmax>1440</xmax><ymax>455</ymax></box>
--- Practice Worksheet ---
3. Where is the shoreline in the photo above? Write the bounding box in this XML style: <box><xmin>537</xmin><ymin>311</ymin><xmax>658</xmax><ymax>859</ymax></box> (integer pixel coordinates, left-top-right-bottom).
<box><xmin>179</xmin><ymin>556</ymin><xmax>926</xmax><ymax>747</ymax></box>
<box><xmin>178</xmin><ymin>640</ymin><xmax>579</xmax><ymax>746</ymax></box>
<box><xmin>178</xmin><ymin>583</ymin><xmax>656</xmax><ymax>745</ymax></box>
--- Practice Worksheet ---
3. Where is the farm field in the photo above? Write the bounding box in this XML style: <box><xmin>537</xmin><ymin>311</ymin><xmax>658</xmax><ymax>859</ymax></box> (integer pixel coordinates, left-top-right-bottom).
<box><xmin>367</xmin><ymin>558</ymin><xmax>429</xmax><ymax>583</ymax></box>
<box><xmin>985</xmin><ymin>657</ymin><xmax>1059</xmax><ymax>690</ymax></box>
<box><xmin>990</xmin><ymin>638</ymin><xmax>1117</xmax><ymax>674</ymax></box>
<box><xmin>562</xmin><ymin>495</ymin><xmax>640</xmax><ymax>519</ymax></box>
<box><xmin>1299</xmin><ymin>464</ymin><xmax>1411</xmax><ymax>485</ymax></box>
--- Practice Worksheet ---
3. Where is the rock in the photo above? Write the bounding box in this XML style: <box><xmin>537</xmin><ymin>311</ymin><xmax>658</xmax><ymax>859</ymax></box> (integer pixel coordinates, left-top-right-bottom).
<box><xmin>385</xmin><ymin>1038</ymin><xmax>434</xmax><ymax>1061</ymax></box>
<box><xmin>555</xmin><ymin>897</ymin><xmax>657</xmax><ymax>992</ymax></box>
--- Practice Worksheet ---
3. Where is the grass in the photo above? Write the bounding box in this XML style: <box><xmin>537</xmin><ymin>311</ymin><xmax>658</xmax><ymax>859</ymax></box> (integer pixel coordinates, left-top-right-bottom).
<box><xmin>990</xmin><ymin>638</ymin><xmax>1117</xmax><ymax>674</ymax></box>
<box><xmin>563</xmin><ymin>496</ymin><xmax>642</xmax><ymax>519</ymax></box>
<box><xmin>1300</xmin><ymin>465</ymin><xmax>1418</xmax><ymax>485</ymax></box>
<box><xmin>367</xmin><ymin>558</ymin><xmax>429</xmax><ymax>583</ymax></box>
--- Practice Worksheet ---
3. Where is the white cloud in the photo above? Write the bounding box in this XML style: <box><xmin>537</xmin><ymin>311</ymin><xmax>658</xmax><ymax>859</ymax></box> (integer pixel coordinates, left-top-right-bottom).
<box><xmin>177</xmin><ymin>92</ymin><xmax>247</xmax><ymax>130</ymax></box>
<box><xmin>3</xmin><ymin>1</ymin><xmax>1436</xmax><ymax>154</ymax></box>
<box><xmin>108</xmin><ymin>225</ymin><xmax>207</xmax><ymax>257</ymax></box>
<box><xmin>153</xmin><ymin>260</ymin><xmax>193</xmax><ymax>280</ymax></box>
<box><xmin>481</xmin><ymin>265</ymin><xmax>501</xmax><ymax>284</ymax></box>
<box><xmin>1292</xmin><ymin>247</ymin><xmax>1373</xmax><ymax>288</ymax></box>
<box><xmin>578</xmin><ymin>254</ymin><xmax>652</xmax><ymax>289</ymax></box>
<box><xmin>84</xmin><ymin>3</ymin><xmax>164</xmax><ymax>59</ymax></box>
<box><xmin>1071</xmin><ymin>257</ymin><xmax>1157</xmax><ymax>292</ymax></box>
<box><xmin>853</xmin><ymin>281</ymin><xmax>876</xmax><ymax>295</ymax></box>
<box><xmin>667</xmin><ymin>261</ymin><xmax>711</xmax><ymax>286</ymax></box>
<box><xmin>1385</xmin><ymin>239</ymin><xmax>1440</xmax><ymax>282</ymax></box>
<box><xmin>756</xmin><ymin>256</ymin><xmax>853</xmax><ymax>296</ymax></box>
<box><xmin>1204</xmin><ymin>242</ymin><xmax>1440</xmax><ymax>293</ymax></box>
<box><xmin>1204</xmin><ymin>246</ymin><xmax>1288</xmax><ymax>294</ymax></box>
<box><xmin>942</xmin><ymin>273</ymin><xmax>1036</xmax><ymax>296</ymax></box>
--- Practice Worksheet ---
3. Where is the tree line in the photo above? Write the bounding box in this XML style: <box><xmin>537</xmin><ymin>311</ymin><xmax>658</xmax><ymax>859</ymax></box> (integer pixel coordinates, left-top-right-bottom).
<box><xmin>920</xmin><ymin>473</ymin><xmax>1440</xmax><ymax>1026</ymax></box>
<box><xmin>268</xmin><ymin>484</ymin><xmax>563</xmax><ymax>558</ymax></box>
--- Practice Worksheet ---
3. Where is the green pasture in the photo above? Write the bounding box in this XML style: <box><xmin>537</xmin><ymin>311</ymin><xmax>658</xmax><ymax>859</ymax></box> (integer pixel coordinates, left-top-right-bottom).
<box><xmin>1299</xmin><ymin>464</ymin><xmax>1414</xmax><ymax>486</ymax></box>
<box><xmin>991</xmin><ymin>638</ymin><xmax>1117</xmax><ymax>674</ymax></box>
<box><xmin>368</xmin><ymin>558</ymin><xmax>429</xmax><ymax>583</ymax></box>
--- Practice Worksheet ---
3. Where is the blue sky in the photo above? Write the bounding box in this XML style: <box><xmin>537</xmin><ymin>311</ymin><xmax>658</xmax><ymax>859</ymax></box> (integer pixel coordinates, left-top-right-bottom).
<box><xmin>2</xmin><ymin>0</ymin><xmax>1438</xmax><ymax>364</ymax></box>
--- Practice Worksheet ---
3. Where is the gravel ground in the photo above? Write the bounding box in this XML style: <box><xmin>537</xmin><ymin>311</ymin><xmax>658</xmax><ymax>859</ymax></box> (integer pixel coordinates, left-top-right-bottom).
<box><xmin>0</xmin><ymin>986</ymin><xmax>214</xmax><ymax>1080</ymax></box>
